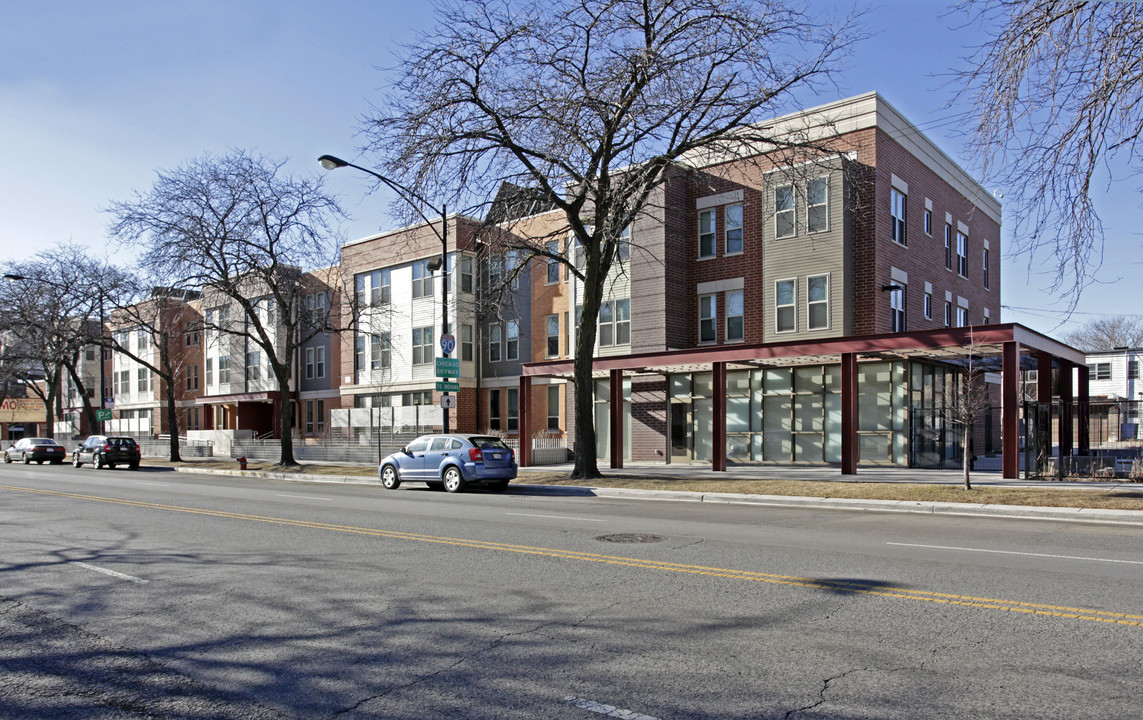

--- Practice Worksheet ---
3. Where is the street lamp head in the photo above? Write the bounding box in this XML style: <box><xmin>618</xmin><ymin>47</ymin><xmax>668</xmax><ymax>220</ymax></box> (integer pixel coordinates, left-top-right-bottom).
<box><xmin>318</xmin><ymin>154</ymin><xmax>349</xmax><ymax>171</ymax></box>
<box><xmin>426</xmin><ymin>256</ymin><xmax>444</xmax><ymax>273</ymax></box>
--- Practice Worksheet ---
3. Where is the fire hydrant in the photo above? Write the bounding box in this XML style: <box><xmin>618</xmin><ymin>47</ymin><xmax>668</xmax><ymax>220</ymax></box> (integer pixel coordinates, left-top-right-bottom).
<box><xmin>236</xmin><ymin>455</ymin><xmax>247</xmax><ymax>471</ymax></box>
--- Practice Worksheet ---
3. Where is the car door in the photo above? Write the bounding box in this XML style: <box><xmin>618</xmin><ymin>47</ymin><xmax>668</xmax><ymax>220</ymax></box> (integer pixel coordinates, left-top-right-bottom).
<box><xmin>395</xmin><ymin>437</ymin><xmax>431</xmax><ymax>479</ymax></box>
<box><xmin>421</xmin><ymin>436</ymin><xmax>453</xmax><ymax>480</ymax></box>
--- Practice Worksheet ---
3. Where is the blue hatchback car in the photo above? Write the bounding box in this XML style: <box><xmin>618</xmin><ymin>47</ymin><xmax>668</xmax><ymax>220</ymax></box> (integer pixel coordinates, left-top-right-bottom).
<box><xmin>379</xmin><ymin>434</ymin><xmax>517</xmax><ymax>493</ymax></box>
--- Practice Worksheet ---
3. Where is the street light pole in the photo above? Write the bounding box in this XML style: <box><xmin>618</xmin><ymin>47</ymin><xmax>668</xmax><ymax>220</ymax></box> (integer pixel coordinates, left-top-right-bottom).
<box><xmin>318</xmin><ymin>155</ymin><xmax>452</xmax><ymax>433</ymax></box>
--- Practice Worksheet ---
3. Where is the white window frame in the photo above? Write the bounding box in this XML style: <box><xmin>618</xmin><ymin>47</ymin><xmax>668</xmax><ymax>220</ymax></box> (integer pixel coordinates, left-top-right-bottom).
<box><xmin>489</xmin><ymin>324</ymin><xmax>502</xmax><ymax>363</ymax></box>
<box><xmin>775</xmin><ymin>185</ymin><xmax>796</xmax><ymax>239</ymax></box>
<box><xmin>546</xmin><ymin>314</ymin><xmax>559</xmax><ymax>357</ymax></box>
<box><xmin>306</xmin><ymin>347</ymin><xmax>316</xmax><ymax>379</ymax></box>
<box><xmin>725</xmin><ymin>204</ymin><xmax>743</xmax><ymax>254</ymax></box>
<box><xmin>698</xmin><ymin>209</ymin><xmax>716</xmax><ymax>258</ymax></box>
<box><xmin>890</xmin><ymin>188</ymin><xmax>907</xmax><ymax>246</ymax></box>
<box><xmin>924</xmin><ymin>293</ymin><xmax>933</xmax><ymax>320</ymax></box>
<box><xmin>545</xmin><ymin>241</ymin><xmax>560</xmax><ymax>284</ymax></box>
<box><xmin>890</xmin><ymin>286</ymin><xmax>906</xmax><ymax>332</ymax></box>
<box><xmin>699</xmin><ymin>294</ymin><xmax>717</xmax><ymax>343</ymax></box>
<box><xmin>983</xmin><ymin>247</ymin><xmax>990</xmax><ymax>289</ymax></box>
<box><xmin>412</xmin><ymin>326</ymin><xmax>433</xmax><ymax>365</ymax></box>
<box><xmin>725</xmin><ymin>289</ymin><xmax>744</xmax><ymax>342</ymax></box>
<box><xmin>775</xmin><ymin>278</ymin><xmax>796</xmax><ymax>333</ymax></box>
<box><xmin>807</xmin><ymin>177</ymin><xmax>829</xmax><ymax>233</ymax></box>
<box><xmin>547</xmin><ymin>385</ymin><xmax>560</xmax><ymax>430</ymax></box>
<box><xmin>956</xmin><ymin>306</ymin><xmax>968</xmax><ymax>328</ymax></box>
<box><xmin>506</xmin><ymin>320</ymin><xmax>519</xmax><ymax>361</ymax></box>
<box><xmin>807</xmin><ymin>274</ymin><xmax>829</xmax><ymax>330</ymax></box>
<box><xmin>956</xmin><ymin>232</ymin><xmax>968</xmax><ymax>277</ymax></box>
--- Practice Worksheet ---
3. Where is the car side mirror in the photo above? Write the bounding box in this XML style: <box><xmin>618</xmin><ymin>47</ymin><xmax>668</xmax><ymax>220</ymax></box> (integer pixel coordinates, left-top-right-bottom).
<box><xmin>402</xmin><ymin>447</ymin><xmax>410</xmax><ymax>455</ymax></box>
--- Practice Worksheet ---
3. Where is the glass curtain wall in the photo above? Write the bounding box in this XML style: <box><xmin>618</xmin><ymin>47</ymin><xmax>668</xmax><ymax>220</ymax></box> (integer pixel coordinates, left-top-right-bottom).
<box><xmin>664</xmin><ymin>361</ymin><xmax>909</xmax><ymax>464</ymax></box>
<box><xmin>593</xmin><ymin>378</ymin><xmax>632</xmax><ymax>461</ymax></box>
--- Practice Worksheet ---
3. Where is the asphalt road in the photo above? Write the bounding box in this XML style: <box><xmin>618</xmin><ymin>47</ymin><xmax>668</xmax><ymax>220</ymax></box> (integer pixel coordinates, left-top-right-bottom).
<box><xmin>2</xmin><ymin>463</ymin><xmax>1142</xmax><ymax>719</ymax></box>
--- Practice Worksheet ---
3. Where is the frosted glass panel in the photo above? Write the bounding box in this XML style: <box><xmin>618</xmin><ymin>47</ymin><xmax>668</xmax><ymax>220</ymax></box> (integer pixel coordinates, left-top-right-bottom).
<box><xmin>727</xmin><ymin>397</ymin><xmax>751</xmax><ymax>433</ymax></box>
<box><xmin>764</xmin><ymin>368</ymin><xmax>792</xmax><ymax>395</ymax></box>
<box><xmin>795</xmin><ymin>366</ymin><xmax>822</xmax><ymax>394</ymax></box>
<box><xmin>727</xmin><ymin>436</ymin><xmax>751</xmax><ymax>460</ymax></box>
<box><xmin>764</xmin><ymin>396</ymin><xmax>792</xmax><ymax>431</ymax></box>
<box><xmin>824</xmin><ymin>393</ymin><xmax>842</xmax><ymax>463</ymax></box>
<box><xmin>794</xmin><ymin>395</ymin><xmax>824</xmax><ymax>432</ymax></box>
<box><xmin>859</xmin><ymin>434</ymin><xmax>889</xmax><ymax>461</ymax></box>
<box><xmin>824</xmin><ymin>365</ymin><xmax>841</xmax><ymax>392</ymax></box>
<box><xmin>694</xmin><ymin>373</ymin><xmax>713</xmax><ymax>398</ymax></box>
<box><xmin>858</xmin><ymin>363</ymin><xmax>893</xmax><ymax>431</ymax></box>
<box><xmin>670</xmin><ymin>375</ymin><xmax>690</xmax><ymax>398</ymax></box>
<box><xmin>765</xmin><ymin>431</ymin><xmax>792</xmax><ymax>460</ymax></box>
<box><xmin>728</xmin><ymin>371</ymin><xmax>751</xmax><ymax>395</ymax></box>
<box><xmin>694</xmin><ymin>398</ymin><xmax>712</xmax><ymax>461</ymax></box>
<box><xmin>795</xmin><ymin>433</ymin><xmax>823</xmax><ymax>462</ymax></box>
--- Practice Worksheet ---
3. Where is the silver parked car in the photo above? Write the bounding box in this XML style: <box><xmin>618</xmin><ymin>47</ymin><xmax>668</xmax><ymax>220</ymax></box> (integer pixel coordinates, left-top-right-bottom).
<box><xmin>3</xmin><ymin>437</ymin><xmax>67</xmax><ymax>464</ymax></box>
<box><xmin>379</xmin><ymin>434</ymin><xmax>517</xmax><ymax>493</ymax></box>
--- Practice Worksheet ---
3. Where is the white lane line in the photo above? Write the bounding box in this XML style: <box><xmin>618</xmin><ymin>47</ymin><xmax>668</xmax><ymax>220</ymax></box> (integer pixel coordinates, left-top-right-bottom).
<box><xmin>565</xmin><ymin>696</ymin><xmax>660</xmax><ymax>720</ymax></box>
<box><xmin>73</xmin><ymin>562</ymin><xmax>148</xmax><ymax>584</ymax></box>
<box><xmin>507</xmin><ymin>512</ymin><xmax>604</xmax><ymax>522</ymax></box>
<box><xmin>276</xmin><ymin>493</ymin><xmax>332</xmax><ymax>501</ymax></box>
<box><xmin>887</xmin><ymin>542</ymin><xmax>1143</xmax><ymax>565</ymax></box>
<box><xmin>136</xmin><ymin>481</ymin><xmax>170</xmax><ymax>486</ymax></box>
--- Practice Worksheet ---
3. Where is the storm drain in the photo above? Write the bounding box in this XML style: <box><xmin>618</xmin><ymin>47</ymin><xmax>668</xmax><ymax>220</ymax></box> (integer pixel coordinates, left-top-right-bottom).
<box><xmin>595</xmin><ymin>533</ymin><xmax>667</xmax><ymax>544</ymax></box>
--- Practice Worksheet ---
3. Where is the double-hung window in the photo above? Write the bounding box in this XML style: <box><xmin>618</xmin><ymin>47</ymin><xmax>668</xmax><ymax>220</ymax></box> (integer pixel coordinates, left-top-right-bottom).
<box><xmin>983</xmin><ymin>248</ymin><xmax>990</xmax><ymax>289</ymax></box>
<box><xmin>725</xmin><ymin>290</ymin><xmax>744</xmax><ymax>342</ymax></box>
<box><xmin>489</xmin><ymin>389</ymin><xmax>501</xmax><ymax>430</ymax></box>
<box><xmin>923</xmin><ymin>208</ymin><xmax>932</xmax><ymax>235</ymax></box>
<box><xmin>1088</xmin><ymin>363</ymin><xmax>1111</xmax><ymax>381</ymax></box>
<box><xmin>546</xmin><ymin>315</ymin><xmax>559</xmax><ymax>357</ymax></box>
<box><xmin>698</xmin><ymin>209</ymin><xmax>716</xmax><ymax>257</ymax></box>
<box><xmin>506</xmin><ymin>320</ymin><xmax>519</xmax><ymax>361</ymax></box>
<box><xmin>489</xmin><ymin>324</ymin><xmax>502</xmax><ymax>362</ymax></box>
<box><xmin>944</xmin><ymin>224</ymin><xmax>953</xmax><ymax>270</ymax></box>
<box><xmin>206</xmin><ymin>358</ymin><xmax>213</xmax><ymax>387</ymax></box>
<box><xmin>617</xmin><ymin>225</ymin><xmax>631</xmax><ymax>262</ymax></box>
<box><xmin>807</xmin><ymin>178</ymin><xmax>828</xmax><ymax>233</ymax></box>
<box><xmin>412</xmin><ymin>260</ymin><xmax>434</xmax><ymax>298</ymax></box>
<box><xmin>306</xmin><ymin>347</ymin><xmax>316</xmax><ymax>379</ymax></box>
<box><xmin>889</xmin><ymin>286</ymin><xmax>906</xmax><ymax>332</ymax></box>
<box><xmin>776</xmin><ymin>279</ymin><xmax>796</xmax><ymax>333</ymax></box>
<box><xmin>246</xmin><ymin>351</ymin><xmax>261</xmax><ymax>382</ymax></box>
<box><xmin>890</xmin><ymin>189</ymin><xmax>907</xmax><ymax>245</ymax></box>
<box><xmin>807</xmin><ymin>275</ymin><xmax>829</xmax><ymax>330</ymax></box>
<box><xmin>924</xmin><ymin>292</ymin><xmax>933</xmax><ymax>320</ymax></box>
<box><xmin>507</xmin><ymin>388</ymin><xmax>519</xmax><ymax>432</ymax></box>
<box><xmin>725</xmin><ymin>205</ymin><xmax>743</xmax><ymax>254</ymax></box>
<box><xmin>956</xmin><ymin>307</ymin><xmax>968</xmax><ymax>328</ymax></box>
<box><xmin>218</xmin><ymin>356</ymin><xmax>230</xmax><ymax>383</ymax></box>
<box><xmin>546</xmin><ymin>241</ymin><xmax>560</xmax><ymax>283</ymax></box>
<box><xmin>956</xmin><ymin>232</ymin><xmax>968</xmax><ymax>277</ymax></box>
<box><xmin>461</xmin><ymin>324</ymin><xmax>474</xmax><ymax>362</ymax></box>
<box><xmin>354</xmin><ymin>334</ymin><xmax>365</xmax><ymax>373</ymax></box>
<box><xmin>775</xmin><ymin>185</ymin><xmax>795</xmax><ymax>239</ymax></box>
<box><xmin>944</xmin><ymin>302</ymin><xmax>952</xmax><ymax>327</ymax></box>
<box><xmin>547</xmin><ymin>386</ymin><xmax>560</xmax><ymax>430</ymax></box>
<box><xmin>460</xmin><ymin>255</ymin><xmax>474</xmax><ymax>293</ymax></box>
<box><xmin>371</xmin><ymin>269</ymin><xmax>390</xmax><ymax>305</ymax></box>
<box><xmin>699</xmin><ymin>294</ymin><xmax>717</xmax><ymax>343</ymax></box>
<box><xmin>412</xmin><ymin>327</ymin><xmax>433</xmax><ymax>365</ymax></box>
<box><xmin>598</xmin><ymin>300</ymin><xmax>630</xmax><ymax>347</ymax></box>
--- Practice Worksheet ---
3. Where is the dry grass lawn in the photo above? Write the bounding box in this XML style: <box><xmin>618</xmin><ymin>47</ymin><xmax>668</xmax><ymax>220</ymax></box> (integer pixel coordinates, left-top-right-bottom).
<box><xmin>151</xmin><ymin>459</ymin><xmax>1143</xmax><ymax>512</ymax></box>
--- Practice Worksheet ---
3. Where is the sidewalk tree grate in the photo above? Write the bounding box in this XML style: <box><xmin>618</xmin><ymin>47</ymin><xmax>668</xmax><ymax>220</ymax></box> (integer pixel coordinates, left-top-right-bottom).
<box><xmin>596</xmin><ymin>533</ymin><xmax>667</xmax><ymax>544</ymax></box>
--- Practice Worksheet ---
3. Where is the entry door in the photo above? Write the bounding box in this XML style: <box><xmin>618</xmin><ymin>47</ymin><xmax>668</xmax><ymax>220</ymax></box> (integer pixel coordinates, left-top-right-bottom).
<box><xmin>670</xmin><ymin>402</ymin><xmax>692</xmax><ymax>462</ymax></box>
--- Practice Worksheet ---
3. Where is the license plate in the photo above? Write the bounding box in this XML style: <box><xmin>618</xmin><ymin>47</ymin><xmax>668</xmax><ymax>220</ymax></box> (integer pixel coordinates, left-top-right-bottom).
<box><xmin>488</xmin><ymin>452</ymin><xmax>501</xmax><ymax>460</ymax></box>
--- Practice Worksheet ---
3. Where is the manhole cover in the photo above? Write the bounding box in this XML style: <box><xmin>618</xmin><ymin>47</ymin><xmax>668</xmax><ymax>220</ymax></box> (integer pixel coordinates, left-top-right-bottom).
<box><xmin>595</xmin><ymin>533</ymin><xmax>667</xmax><ymax>544</ymax></box>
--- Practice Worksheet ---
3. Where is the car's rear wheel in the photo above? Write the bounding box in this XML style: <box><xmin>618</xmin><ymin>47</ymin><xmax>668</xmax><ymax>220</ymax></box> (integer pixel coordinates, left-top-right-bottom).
<box><xmin>22</xmin><ymin>453</ymin><xmax>30</xmax><ymax>464</ymax></box>
<box><xmin>72</xmin><ymin>454</ymin><xmax>82</xmax><ymax>468</ymax></box>
<box><xmin>442</xmin><ymin>466</ymin><xmax>464</xmax><ymax>493</ymax></box>
<box><xmin>381</xmin><ymin>465</ymin><xmax>400</xmax><ymax>489</ymax></box>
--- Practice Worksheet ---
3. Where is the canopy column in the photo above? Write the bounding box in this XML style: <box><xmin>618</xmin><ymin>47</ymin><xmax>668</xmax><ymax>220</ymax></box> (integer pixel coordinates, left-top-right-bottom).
<box><xmin>1002</xmin><ymin>341</ymin><xmax>1021</xmax><ymax>479</ymax></box>
<box><xmin>841</xmin><ymin>352</ymin><xmax>857</xmax><ymax>475</ymax></box>
<box><xmin>713</xmin><ymin>361</ymin><xmax>727</xmax><ymax>471</ymax></box>
<box><xmin>609</xmin><ymin>369</ymin><xmax>624</xmax><ymax>469</ymax></box>
<box><xmin>518</xmin><ymin>375</ymin><xmax>532</xmax><ymax>467</ymax></box>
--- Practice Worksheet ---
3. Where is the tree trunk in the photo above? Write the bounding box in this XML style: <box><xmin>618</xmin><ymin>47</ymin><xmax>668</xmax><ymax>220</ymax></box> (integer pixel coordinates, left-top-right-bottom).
<box><xmin>163</xmin><ymin>374</ymin><xmax>182</xmax><ymax>462</ymax></box>
<box><xmin>570</xmin><ymin>246</ymin><xmax>606</xmax><ymax>480</ymax></box>
<box><xmin>963</xmin><ymin>424</ymin><xmax>972</xmax><ymax>490</ymax></box>
<box><xmin>277</xmin><ymin>373</ymin><xmax>296</xmax><ymax>466</ymax></box>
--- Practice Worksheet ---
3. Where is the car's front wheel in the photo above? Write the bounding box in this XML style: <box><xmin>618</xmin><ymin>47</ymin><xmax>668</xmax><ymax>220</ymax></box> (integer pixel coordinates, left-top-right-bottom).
<box><xmin>93</xmin><ymin>453</ymin><xmax>104</xmax><ymax>470</ymax></box>
<box><xmin>442</xmin><ymin>466</ymin><xmax>464</xmax><ymax>493</ymax></box>
<box><xmin>380</xmin><ymin>465</ymin><xmax>401</xmax><ymax>490</ymax></box>
<box><xmin>3</xmin><ymin>453</ymin><xmax>10</xmax><ymax>464</ymax></box>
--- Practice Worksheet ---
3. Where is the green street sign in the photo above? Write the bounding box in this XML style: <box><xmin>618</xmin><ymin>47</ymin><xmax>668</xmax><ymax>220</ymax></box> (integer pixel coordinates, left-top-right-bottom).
<box><xmin>96</xmin><ymin>409</ymin><xmax>113</xmax><ymax>422</ymax></box>
<box><xmin>435</xmin><ymin>381</ymin><xmax>460</xmax><ymax>392</ymax></box>
<box><xmin>435</xmin><ymin>357</ymin><xmax>460</xmax><ymax>378</ymax></box>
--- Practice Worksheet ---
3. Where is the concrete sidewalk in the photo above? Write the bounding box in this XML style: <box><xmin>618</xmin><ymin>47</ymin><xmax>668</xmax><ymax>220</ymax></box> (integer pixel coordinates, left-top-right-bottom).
<box><xmin>170</xmin><ymin>463</ymin><xmax>1143</xmax><ymax>528</ymax></box>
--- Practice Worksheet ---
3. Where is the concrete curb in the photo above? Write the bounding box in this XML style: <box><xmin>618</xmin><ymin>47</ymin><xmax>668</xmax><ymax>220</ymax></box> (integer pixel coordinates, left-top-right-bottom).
<box><xmin>170</xmin><ymin>467</ymin><xmax>1143</xmax><ymax>527</ymax></box>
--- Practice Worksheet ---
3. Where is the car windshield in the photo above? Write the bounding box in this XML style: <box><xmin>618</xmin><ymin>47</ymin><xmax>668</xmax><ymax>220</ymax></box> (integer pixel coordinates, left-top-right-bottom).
<box><xmin>30</xmin><ymin>439</ymin><xmax>58</xmax><ymax>446</ymax></box>
<box><xmin>468</xmin><ymin>436</ymin><xmax>510</xmax><ymax>450</ymax></box>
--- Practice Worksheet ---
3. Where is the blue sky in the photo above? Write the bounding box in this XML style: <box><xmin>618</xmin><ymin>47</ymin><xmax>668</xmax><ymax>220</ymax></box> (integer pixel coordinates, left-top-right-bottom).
<box><xmin>1</xmin><ymin>1</ymin><xmax>1139</xmax><ymax>336</ymax></box>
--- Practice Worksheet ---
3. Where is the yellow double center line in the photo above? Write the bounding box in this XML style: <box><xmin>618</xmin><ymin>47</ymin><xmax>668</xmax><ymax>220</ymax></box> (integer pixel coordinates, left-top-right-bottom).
<box><xmin>5</xmin><ymin>483</ymin><xmax>1142</xmax><ymax>627</ymax></box>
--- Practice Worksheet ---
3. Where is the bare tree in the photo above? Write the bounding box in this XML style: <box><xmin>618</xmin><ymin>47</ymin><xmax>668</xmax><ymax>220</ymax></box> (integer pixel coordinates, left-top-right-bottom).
<box><xmin>953</xmin><ymin>1</ymin><xmax>1143</xmax><ymax>307</ymax></box>
<box><xmin>107</xmin><ymin>151</ymin><xmax>345</xmax><ymax>466</ymax></box>
<box><xmin>945</xmin><ymin>331</ymin><xmax>995</xmax><ymax>490</ymax></box>
<box><xmin>365</xmin><ymin>0</ymin><xmax>862</xmax><ymax>478</ymax></box>
<box><xmin>1062</xmin><ymin>314</ymin><xmax>1143</xmax><ymax>352</ymax></box>
<box><xmin>0</xmin><ymin>245</ymin><xmax>113</xmax><ymax>439</ymax></box>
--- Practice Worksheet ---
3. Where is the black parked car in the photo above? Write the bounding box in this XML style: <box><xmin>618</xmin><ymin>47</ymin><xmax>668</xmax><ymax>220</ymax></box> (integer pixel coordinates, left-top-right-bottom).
<box><xmin>3</xmin><ymin>437</ymin><xmax>67</xmax><ymax>464</ymax></box>
<box><xmin>72</xmin><ymin>435</ymin><xmax>141</xmax><ymax>470</ymax></box>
